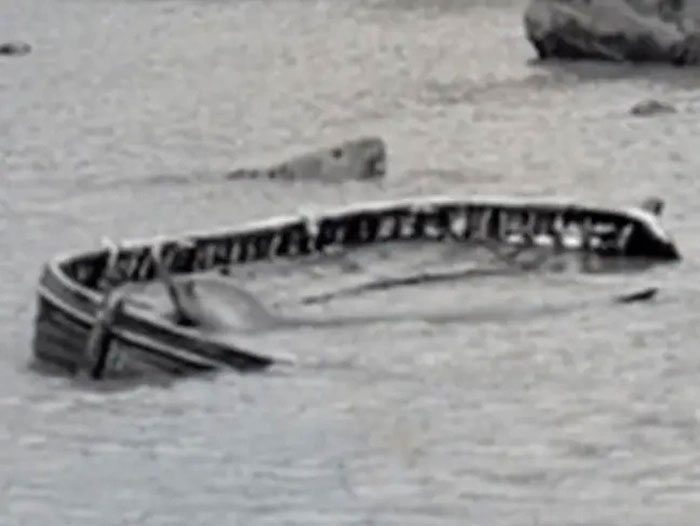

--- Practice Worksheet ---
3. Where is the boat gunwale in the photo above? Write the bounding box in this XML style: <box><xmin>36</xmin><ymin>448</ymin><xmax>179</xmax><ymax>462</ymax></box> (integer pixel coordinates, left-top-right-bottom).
<box><xmin>49</xmin><ymin>193</ymin><xmax>676</xmax><ymax>271</ymax></box>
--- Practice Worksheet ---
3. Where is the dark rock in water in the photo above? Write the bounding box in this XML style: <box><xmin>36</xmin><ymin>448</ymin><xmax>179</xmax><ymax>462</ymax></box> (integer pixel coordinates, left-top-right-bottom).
<box><xmin>641</xmin><ymin>196</ymin><xmax>665</xmax><ymax>216</ymax></box>
<box><xmin>671</xmin><ymin>31</ymin><xmax>700</xmax><ymax>64</ymax></box>
<box><xmin>0</xmin><ymin>41</ymin><xmax>31</xmax><ymax>57</ymax></box>
<box><xmin>524</xmin><ymin>0</ymin><xmax>700</xmax><ymax>65</ymax></box>
<box><xmin>614</xmin><ymin>287</ymin><xmax>659</xmax><ymax>304</ymax></box>
<box><xmin>630</xmin><ymin>98</ymin><xmax>677</xmax><ymax>116</ymax></box>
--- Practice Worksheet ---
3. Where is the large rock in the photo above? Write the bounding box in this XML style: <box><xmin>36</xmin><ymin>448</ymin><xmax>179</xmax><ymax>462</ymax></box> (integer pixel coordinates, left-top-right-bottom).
<box><xmin>524</xmin><ymin>0</ymin><xmax>700</xmax><ymax>65</ymax></box>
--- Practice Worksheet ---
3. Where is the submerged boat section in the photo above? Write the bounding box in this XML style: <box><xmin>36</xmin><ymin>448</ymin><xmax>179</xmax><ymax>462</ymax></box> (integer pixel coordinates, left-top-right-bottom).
<box><xmin>32</xmin><ymin>194</ymin><xmax>681</xmax><ymax>381</ymax></box>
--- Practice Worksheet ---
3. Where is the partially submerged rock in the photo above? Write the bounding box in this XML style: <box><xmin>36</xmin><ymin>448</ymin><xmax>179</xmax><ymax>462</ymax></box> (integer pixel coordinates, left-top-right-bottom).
<box><xmin>641</xmin><ymin>196</ymin><xmax>666</xmax><ymax>215</ymax></box>
<box><xmin>0</xmin><ymin>41</ymin><xmax>31</xmax><ymax>57</ymax></box>
<box><xmin>630</xmin><ymin>98</ymin><xmax>677</xmax><ymax>115</ymax></box>
<box><xmin>524</xmin><ymin>0</ymin><xmax>700</xmax><ymax>65</ymax></box>
<box><xmin>225</xmin><ymin>136</ymin><xmax>387</xmax><ymax>182</ymax></box>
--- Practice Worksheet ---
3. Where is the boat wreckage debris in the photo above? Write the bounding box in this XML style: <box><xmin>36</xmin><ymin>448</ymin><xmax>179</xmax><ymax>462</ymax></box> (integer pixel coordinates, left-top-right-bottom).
<box><xmin>32</xmin><ymin>191</ymin><xmax>681</xmax><ymax>382</ymax></box>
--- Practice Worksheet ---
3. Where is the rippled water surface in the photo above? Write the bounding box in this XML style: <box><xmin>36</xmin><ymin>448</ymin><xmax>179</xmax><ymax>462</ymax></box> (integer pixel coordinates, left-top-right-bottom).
<box><xmin>4</xmin><ymin>0</ymin><xmax>700</xmax><ymax>524</ymax></box>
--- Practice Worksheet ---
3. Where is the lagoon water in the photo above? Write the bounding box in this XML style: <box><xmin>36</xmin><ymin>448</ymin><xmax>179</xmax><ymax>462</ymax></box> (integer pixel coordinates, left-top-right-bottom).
<box><xmin>3</xmin><ymin>0</ymin><xmax>700</xmax><ymax>524</ymax></box>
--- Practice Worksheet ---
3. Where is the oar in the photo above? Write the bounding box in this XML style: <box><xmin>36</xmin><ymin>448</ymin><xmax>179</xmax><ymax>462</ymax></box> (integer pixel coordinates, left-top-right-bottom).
<box><xmin>299</xmin><ymin>237</ymin><xmax>551</xmax><ymax>305</ymax></box>
<box><xmin>299</xmin><ymin>263</ymin><xmax>517</xmax><ymax>305</ymax></box>
<box><xmin>275</xmin><ymin>284</ymin><xmax>663</xmax><ymax>334</ymax></box>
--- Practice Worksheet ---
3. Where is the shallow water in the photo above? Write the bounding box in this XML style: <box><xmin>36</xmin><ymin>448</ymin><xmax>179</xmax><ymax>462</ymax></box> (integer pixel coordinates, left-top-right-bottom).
<box><xmin>3</xmin><ymin>0</ymin><xmax>700</xmax><ymax>524</ymax></box>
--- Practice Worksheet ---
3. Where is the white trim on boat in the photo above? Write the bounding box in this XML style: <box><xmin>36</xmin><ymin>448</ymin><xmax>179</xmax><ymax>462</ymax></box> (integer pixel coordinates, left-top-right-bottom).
<box><xmin>47</xmin><ymin>195</ymin><xmax>674</xmax><ymax>267</ymax></box>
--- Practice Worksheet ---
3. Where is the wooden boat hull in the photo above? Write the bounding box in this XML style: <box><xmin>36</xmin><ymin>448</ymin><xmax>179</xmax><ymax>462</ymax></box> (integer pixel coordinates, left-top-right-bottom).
<box><xmin>31</xmin><ymin>195</ymin><xmax>681</xmax><ymax>381</ymax></box>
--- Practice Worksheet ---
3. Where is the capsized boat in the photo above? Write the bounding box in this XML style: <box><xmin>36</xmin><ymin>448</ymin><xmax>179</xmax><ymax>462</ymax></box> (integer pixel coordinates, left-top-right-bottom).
<box><xmin>32</xmin><ymin>194</ymin><xmax>680</xmax><ymax>381</ymax></box>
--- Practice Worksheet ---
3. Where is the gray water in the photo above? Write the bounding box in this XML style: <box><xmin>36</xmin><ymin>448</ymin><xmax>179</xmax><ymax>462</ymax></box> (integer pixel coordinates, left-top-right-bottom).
<box><xmin>3</xmin><ymin>0</ymin><xmax>700</xmax><ymax>524</ymax></box>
